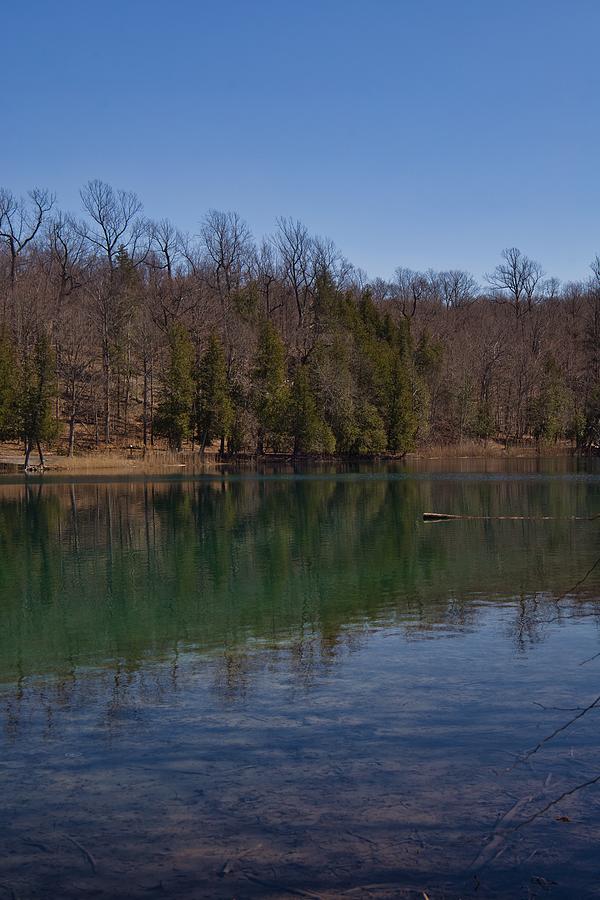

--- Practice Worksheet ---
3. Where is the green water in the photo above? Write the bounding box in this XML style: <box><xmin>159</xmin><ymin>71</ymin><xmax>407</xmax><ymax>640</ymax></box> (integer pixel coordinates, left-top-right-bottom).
<box><xmin>2</xmin><ymin>462</ymin><xmax>600</xmax><ymax>898</ymax></box>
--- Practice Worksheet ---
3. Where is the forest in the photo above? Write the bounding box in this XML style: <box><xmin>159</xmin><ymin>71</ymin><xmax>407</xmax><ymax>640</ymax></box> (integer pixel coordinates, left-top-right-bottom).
<box><xmin>1</xmin><ymin>180</ymin><xmax>600</xmax><ymax>463</ymax></box>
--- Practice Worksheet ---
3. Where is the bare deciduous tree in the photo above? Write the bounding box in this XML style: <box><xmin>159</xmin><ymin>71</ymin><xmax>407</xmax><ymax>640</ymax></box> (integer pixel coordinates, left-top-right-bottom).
<box><xmin>80</xmin><ymin>180</ymin><xmax>149</xmax><ymax>268</ymax></box>
<box><xmin>0</xmin><ymin>187</ymin><xmax>55</xmax><ymax>284</ymax></box>
<box><xmin>273</xmin><ymin>218</ymin><xmax>316</xmax><ymax>328</ymax></box>
<box><xmin>149</xmin><ymin>218</ymin><xmax>183</xmax><ymax>281</ymax></box>
<box><xmin>486</xmin><ymin>248</ymin><xmax>544</xmax><ymax>317</ymax></box>
<box><xmin>392</xmin><ymin>267</ymin><xmax>430</xmax><ymax>318</ymax></box>
<box><xmin>437</xmin><ymin>270</ymin><xmax>478</xmax><ymax>308</ymax></box>
<box><xmin>0</xmin><ymin>188</ymin><xmax>54</xmax><ymax>324</ymax></box>
<box><xmin>49</xmin><ymin>213</ymin><xmax>89</xmax><ymax>313</ymax></box>
<box><xmin>201</xmin><ymin>209</ymin><xmax>252</xmax><ymax>297</ymax></box>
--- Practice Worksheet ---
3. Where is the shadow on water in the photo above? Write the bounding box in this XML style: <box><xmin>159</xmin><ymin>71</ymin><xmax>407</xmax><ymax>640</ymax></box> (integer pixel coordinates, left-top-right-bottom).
<box><xmin>2</xmin><ymin>464</ymin><xmax>600</xmax><ymax>897</ymax></box>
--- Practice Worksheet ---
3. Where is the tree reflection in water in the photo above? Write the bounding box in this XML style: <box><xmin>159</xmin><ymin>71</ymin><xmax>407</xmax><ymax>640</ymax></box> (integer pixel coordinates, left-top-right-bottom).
<box><xmin>1</xmin><ymin>468</ymin><xmax>600</xmax><ymax>897</ymax></box>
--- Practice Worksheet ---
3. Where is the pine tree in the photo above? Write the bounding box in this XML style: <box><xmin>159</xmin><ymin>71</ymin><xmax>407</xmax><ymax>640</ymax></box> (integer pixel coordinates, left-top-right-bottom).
<box><xmin>380</xmin><ymin>351</ymin><xmax>420</xmax><ymax>454</ymax></box>
<box><xmin>0</xmin><ymin>333</ymin><xmax>18</xmax><ymax>440</ymax></box>
<box><xmin>351</xmin><ymin>401</ymin><xmax>387</xmax><ymax>455</ymax></box>
<box><xmin>333</xmin><ymin>288</ymin><xmax>424</xmax><ymax>455</ymax></box>
<box><xmin>311</xmin><ymin>337</ymin><xmax>359</xmax><ymax>453</ymax></box>
<box><xmin>20</xmin><ymin>332</ymin><xmax>59</xmax><ymax>468</ymax></box>
<box><xmin>582</xmin><ymin>383</ymin><xmax>600</xmax><ymax>450</ymax></box>
<box><xmin>153</xmin><ymin>324</ymin><xmax>194</xmax><ymax>451</ymax></box>
<box><xmin>289</xmin><ymin>366</ymin><xmax>335</xmax><ymax>455</ymax></box>
<box><xmin>195</xmin><ymin>334</ymin><xmax>233</xmax><ymax>454</ymax></box>
<box><xmin>251</xmin><ymin>321</ymin><xmax>289</xmax><ymax>453</ymax></box>
<box><xmin>530</xmin><ymin>357</ymin><xmax>567</xmax><ymax>443</ymax></box>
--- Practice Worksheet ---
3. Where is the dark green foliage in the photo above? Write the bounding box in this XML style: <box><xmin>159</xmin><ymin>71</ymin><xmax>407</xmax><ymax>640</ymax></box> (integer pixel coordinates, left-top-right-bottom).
<box><xmin>195</xmin><ymin>334</ymin><xmax>233</xmax><ymax>452</ymax></box>
<box><xmin>415</xmin><ymin>330</ymin><xmax>443</xmax><ymax>375</ymax></box>
<box><xmin>581</xmin><ymin>383</ymin><xmax>600</xmax><ymax>450</ymax></box>
<box><xmin>251</xmin><ymin>321</ymin><xmax>289</xmax><ymax>452</ymax></box>
<box><xmin>350</xmin><ymin>401</ymin><xmax>387</xmax><ymax>455</ymax></box>
<box><xmin>115</xmin><ymin>244</ymin><xmax>139</xmax><ymax>290</ymax></box>
<box><xmin>288</xmin><ymin>366</ymin><xmax>335</xmax><ymax>455</ymax></box>
<box><xmin>379</xmin><ymin>351</ymin><xmax>420</xmax><ymax>454</ymax></box>
<box><xmin>154</xmin><ymin>324</ymin><xmax>194</xmax><ymax>450</ymax></box>
<box><xmin>307</xmin><ymin>285</ymin><xmax>426</xmax><ymax>456</ymax></box>
<box><xmin>567</xmin><ymin>410</ymin><xmax>586</xmax><ymax>447</ymax></box>
<box><xmin>345</xmin><ymin>293</ymin><xmax>424</xmax><ymax>454</ymax></box>
<box><xmin>0</xmin><ymin>333</ymin><xmax>18</xmax><ymax>440</ymax></box>
<box><xmin>530</xmin><ymin>357</ymin><xmax>567</xmax><ymax>443</ymax></box>
<box><xmin>311</xmin><ymin>336</ymin><xmax>359</xmax><ymax>453</ymax></box>
<box><xmin>20</xmin><ymin>332</ymin><xmax>59</xmax><ymax>462</ymax></box>
<box><xmin>314</xmin><ymin>270</ymin><xmax>339</xmax><ymax>321</ymax></box>
<box><xmin>474</xmin><ymin>400</ymin><xmax>494</xmax><ymax>440</ymax></box>
<box><xmin>231</xmin><ymin>281</ymin><xmax>260</xmax><ymax>320</ymax></box>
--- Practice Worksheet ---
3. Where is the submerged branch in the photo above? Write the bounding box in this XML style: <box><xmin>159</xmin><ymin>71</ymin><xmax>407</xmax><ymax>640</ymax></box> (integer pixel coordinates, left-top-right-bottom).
<box><xmin>515</xmin><ymin>773</ymin><xmax>600</xmax><ymax>830</ymax></box>
<box><xmin>519</xmin><ymin>693</ymin><xmax>600</xmax><ymax>764</ymax></box>
<box><xmin>66</xmin><ymin>835</ymin><xmax>97</xmax><ymax>874</ymax></box>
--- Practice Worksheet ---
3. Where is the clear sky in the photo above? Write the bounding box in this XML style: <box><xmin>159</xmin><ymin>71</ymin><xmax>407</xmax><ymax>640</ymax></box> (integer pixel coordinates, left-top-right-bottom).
<box><xmin>2</xmin><ymin>0</ymin><xmax>599</xmax><ymax>283</ymax></box>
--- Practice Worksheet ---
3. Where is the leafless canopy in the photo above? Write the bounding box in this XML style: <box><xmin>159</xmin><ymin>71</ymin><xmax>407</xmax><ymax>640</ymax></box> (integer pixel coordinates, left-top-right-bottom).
<box><xmin>436</xmin><ymin>270</ymin><xmax>478</xmax><ymax>308</ymax></box>
<box><xmin>273</xmin><ymin>218</ymin><xmax>317</xmax><ymax>326</ymax></box>
<box><xmin>149</xmin><ymin>219</ymin><xmax>184</xmax><ymax>280</ymax></box>
<box><xmin>200</xmin><ymin>209</ymin><xmax>253</xmax><ymax>296</ymax></box>
<box><xmin>80</xmin><ymin>179</ymin><xmax>149</xmax><ymax>268</ymax></box>
<box><xmin>486</xmin><ymin>247</ymin><xmax>544</xmax><ymax>316</ymax></box>
<box><xmin>0</xmin><ymin>187</ymin><xmax>55</xmax><ymax>283</ymax></box>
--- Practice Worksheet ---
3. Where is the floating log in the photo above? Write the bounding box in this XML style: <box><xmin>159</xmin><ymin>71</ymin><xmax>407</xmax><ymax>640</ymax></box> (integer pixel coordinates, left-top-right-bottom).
<box><xmin>423</xmin><ymin>512</ymin><xmax>463</xmax><ymax>520</ymax></box>
<box><xmin>423</xmin><ymin>512</ymin><xmax>599</xmax><ymax>522</ymax></box>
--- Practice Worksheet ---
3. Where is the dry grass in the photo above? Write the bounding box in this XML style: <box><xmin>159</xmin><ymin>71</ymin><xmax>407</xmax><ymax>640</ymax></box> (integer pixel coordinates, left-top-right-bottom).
<box><xmin>0</xmin><ymin>438</ymin><xmax>578</xmax><ymax>475</ymax></box>
<box><xmin>407</xmin><ymin>439</ymin><xmax>575</xmax><ymax>459</ymax></box>
<box><xmin>0</xmin><ymin>443</ymin><xmax>225</xmax><ymax>475</ymax></box>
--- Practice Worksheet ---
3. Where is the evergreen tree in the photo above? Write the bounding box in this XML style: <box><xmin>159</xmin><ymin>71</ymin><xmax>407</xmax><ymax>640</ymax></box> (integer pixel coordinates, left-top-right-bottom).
<box><xmin>251</xmin><ymin>321</ymin><xmax>289</xmax><ymax>453</ymax></box>
<box><xmin>195</xmin><ymin>334</ymin><xmax>233</xmax><ymax>454</ymax></box>
<box><xmin>314</xmin><ymin>269</ymin><xmax>339</xmax><ymax>322</ymax></box>
<box><xmin>415</xmin><ymin>330</ymin><xmax>443</xmax><ymax>376</ymax></box>
<box><xmin>332</xmin><ymin>289</ymin><xmax>425</xmax><ymax>455</ymax></box>
<box><xmin>289</xmin><ymin>366</ymin><xmax>335</xmax><ymax>455</ymax></box>
<box><xmin>350</xmin><ymin>401</ymin><xmax>387</xmax><ymax>455</ymax></box>
<box><xmin>380</xmin><ymin>350</ymin><xmax>420</xmax><ymax>454</ymax></box>
<box><xmin>474</xmin><ymin>399</ymin><xmax>494</xmax><ymax>441</ymax></box>
<box><xmin>581</xmin><ymin>384</ymin><xmax>600</xmax><ymax>451</ymax></box>
<box><xmin>530</xmin><ymin>357</ymin><xmax>567</xmax><ymax>443</ymax></box>
<box><xmin>153</xmin><ymin>324</ymin><xmax>194</xmax><ymax>451</ymax></box>
<box><xmin>20</xmin><ymin>332</ymin><xmax>59</xmax><ymax>468</ymax></box>
<box><xmin>115</xmin><ymin>244</ymin><xmax>138</xmax><ymax>289</ymax></box>
<box><xmin>312</xmin><ymin>337</ymin><xmax>359</xmax><ymax>453</ymax></box>
<box><xmin>0</xmin><ymin>333</ymin><xmax>18</xmax><ymax>440</ymax></box>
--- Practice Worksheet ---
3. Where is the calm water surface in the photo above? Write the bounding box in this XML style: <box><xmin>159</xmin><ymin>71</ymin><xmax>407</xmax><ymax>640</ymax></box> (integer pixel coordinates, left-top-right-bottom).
<box><xmin>2</xmin><ymin>459</ymin><xmax>600</xmax><ymax>898</ymax></box>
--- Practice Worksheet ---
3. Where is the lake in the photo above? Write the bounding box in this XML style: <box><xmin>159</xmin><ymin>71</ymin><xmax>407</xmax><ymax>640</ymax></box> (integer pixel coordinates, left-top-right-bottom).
<box><xmin>1</xmin><ymin>459</ymin><xmax>600</xmax><ymax>898</ymax></box>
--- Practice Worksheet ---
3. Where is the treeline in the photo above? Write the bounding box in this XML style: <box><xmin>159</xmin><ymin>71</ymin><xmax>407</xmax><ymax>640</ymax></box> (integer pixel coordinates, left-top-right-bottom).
<box><xmin>1</xmin><ymin>181</ymin><xmax>600</xmax><ymax>462</ymax></box>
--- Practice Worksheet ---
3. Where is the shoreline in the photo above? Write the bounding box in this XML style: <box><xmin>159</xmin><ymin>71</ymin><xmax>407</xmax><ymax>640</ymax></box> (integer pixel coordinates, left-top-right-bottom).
<box><xmin>0</xmin><ymin>439</ymin><xmax>585</xmax><ymax>478</ymax></box>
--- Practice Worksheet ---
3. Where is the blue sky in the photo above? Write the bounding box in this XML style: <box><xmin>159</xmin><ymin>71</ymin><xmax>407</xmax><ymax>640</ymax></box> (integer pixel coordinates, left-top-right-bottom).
<box><xmin>2</xmin><ymin>0</ymin><xmax>599</xmax><ymax>282</ymax></box>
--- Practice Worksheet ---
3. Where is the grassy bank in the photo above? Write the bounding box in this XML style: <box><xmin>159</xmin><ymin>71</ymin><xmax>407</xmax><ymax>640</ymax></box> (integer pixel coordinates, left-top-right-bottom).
<box><xmin>406</xmin><ymin>439</ymin><xmax>577</xmax><ymax>459</ymax></box>
<box><xmin>0</xmin><ymin>438</ymin><xmax>581</xmax><ymax>476</ymax></box>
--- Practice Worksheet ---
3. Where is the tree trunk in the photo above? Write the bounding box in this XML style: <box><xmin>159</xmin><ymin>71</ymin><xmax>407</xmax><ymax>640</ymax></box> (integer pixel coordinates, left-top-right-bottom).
<box><xmin>149</xmin><ymin>364</ymin><xmax>154</xmax><ymax>446</ymax></box>
<box><xmin>142</xmin><ymin>354</ymin><xmax>149</xmax><ymax>449</ymax></box>
<box><xmin>116</xmin><ymin>366</ymin><xmax>121</xmax><ymax>436</ymax></box>
<box><xmin>68</xmin><ymin>413</ymin><xmax>76</xmax><ymax>457</ymax></box>
<box><xmin>123</xmin><ymin>342</ymin><xmax>132</xmax><ymax>438</ymax></box>
<box><xmin>103</xmin><ymin>338</ymin><xmax>111</xmax><ymax>444</ymax></box>
<box><xmin>94</xmin><ymin>401</ymin><xmax>100</xmax><ymax>448</ymax></box>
